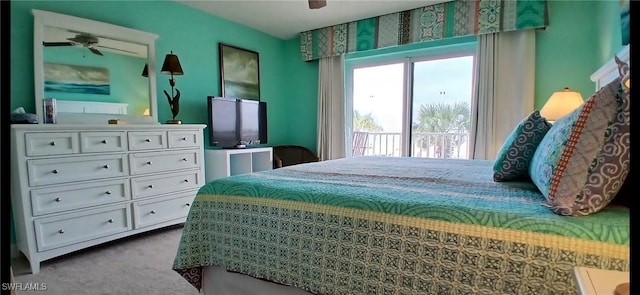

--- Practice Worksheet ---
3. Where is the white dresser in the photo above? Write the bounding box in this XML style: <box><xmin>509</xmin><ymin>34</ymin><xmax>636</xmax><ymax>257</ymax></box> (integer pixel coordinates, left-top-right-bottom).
<box><xmin>10</xmin><ymin>124</ymin><xmax>206</xmax><ymax>274</ymax></box>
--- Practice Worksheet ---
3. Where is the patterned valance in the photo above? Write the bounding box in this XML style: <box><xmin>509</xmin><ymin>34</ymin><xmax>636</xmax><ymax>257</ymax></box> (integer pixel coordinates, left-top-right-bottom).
<box><xmin>300</xmin><ymin>0</ymin><xmax>548</xmax><ymax>61</ymax></box>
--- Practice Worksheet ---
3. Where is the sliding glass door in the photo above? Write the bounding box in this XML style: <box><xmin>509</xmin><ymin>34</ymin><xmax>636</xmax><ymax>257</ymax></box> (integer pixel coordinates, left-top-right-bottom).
<box><xmin>410</xmin><ymin>56</ymin><xmax>474</xmax><ymax>159</ymax></box>
<box><xmin>352</xmin><ymin>63</ymin><xmax>405</xmax><ymax>157</ymax></box>
<box><xmin>346</xmin><ymin>43</ymin><xmax>476</xmax><ymax>158</ymax></box>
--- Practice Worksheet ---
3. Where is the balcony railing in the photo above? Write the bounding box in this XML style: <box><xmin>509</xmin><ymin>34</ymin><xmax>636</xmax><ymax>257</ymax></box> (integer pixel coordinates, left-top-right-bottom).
<box><xmin>355</xmin><ymin>132</ymin><xmax>470</xmax><ymax>159</ymax></box>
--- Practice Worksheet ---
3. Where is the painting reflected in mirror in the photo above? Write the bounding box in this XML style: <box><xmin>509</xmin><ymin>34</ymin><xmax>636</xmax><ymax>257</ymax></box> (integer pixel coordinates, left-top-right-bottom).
<box><xmin>41</xmin><ymin>25</ymin><xmax>150</xmax><ymax>116</ymax></box>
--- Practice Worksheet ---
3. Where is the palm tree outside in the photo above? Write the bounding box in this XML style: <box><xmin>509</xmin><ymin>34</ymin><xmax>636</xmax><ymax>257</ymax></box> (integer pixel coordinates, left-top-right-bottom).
<box><xmin>350</xmin><ymin>54</ymin><xmax>474</xmax><ymax>158</ymax></box>
<box><xmin>353</xmin><ymin>110</ymin><xmax>383</xmax><ymax>132</ymax></box>
<box><xmin>412</xmin><ymin>101</ymin><xmax>470</xmax><ymax>158</ymax></box>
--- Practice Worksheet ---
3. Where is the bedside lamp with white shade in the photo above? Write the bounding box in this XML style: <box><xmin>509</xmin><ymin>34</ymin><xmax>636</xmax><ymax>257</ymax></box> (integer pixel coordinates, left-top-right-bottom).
<box><xmin>540</xmin><ymin>87</ymin><xmax>584</xmax><ymax>123</ymax></box>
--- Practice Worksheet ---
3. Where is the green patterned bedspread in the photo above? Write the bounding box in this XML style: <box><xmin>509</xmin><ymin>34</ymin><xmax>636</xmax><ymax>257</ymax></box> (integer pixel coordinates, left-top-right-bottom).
<box><xmin>173</xmin><ymin>157</ymin><xmax>629</xmax><ymax>294</ymax></box>
<box><xmin>199</xmin><ymin>156</ymin><xmax>629</xmax><ymax>245</ymax></box>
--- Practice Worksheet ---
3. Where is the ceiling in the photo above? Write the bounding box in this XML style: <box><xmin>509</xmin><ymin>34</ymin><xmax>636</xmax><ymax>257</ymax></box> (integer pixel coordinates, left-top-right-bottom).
<box><xmin>175</xmin><ymin>0</ymin><xmax>449</xmax><ymax>40</ymax></box>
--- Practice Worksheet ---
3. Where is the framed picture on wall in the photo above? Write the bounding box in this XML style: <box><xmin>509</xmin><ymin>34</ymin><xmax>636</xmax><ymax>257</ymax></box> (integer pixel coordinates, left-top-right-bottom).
<box><xmin>219</xmin><ymin>43</ymin><xmax>260</xmax><ymax>101</ymax></box>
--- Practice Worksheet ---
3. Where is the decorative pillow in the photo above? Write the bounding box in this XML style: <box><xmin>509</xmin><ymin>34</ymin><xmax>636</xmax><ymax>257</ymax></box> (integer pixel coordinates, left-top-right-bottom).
<box><xmin>528</xmin><ymin>58</ymin><xmax>630</xmax><ymax>216</ymax></box>
<box><xmin>609</xmin><ymin>56</ymin><xmax>632</xmax><ymax>208</ymax></box>
<box><xmin>609</xmin><ymin>176</ymin><xmax>631</xmax><ymax>207</ymax></box>
<box><xmin>493</xmin><ymin>110</ymin><xmax>551</xmax><ymax>182</ymax></box>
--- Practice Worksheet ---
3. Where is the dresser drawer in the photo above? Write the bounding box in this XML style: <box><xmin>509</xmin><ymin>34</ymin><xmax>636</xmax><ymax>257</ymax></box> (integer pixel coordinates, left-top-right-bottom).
<box><xmin>80</xmin><ymin>132</ymin><xmax>127</xmax><ymax>153</ymax></box>
<box><xmin>131</xmin><ymin>170</ymin><xmax>202</xmax><ymax>199</ymax></box>
<box><xmin>168</xmin><ymin>130</ymin><xmax>200</xmax><ymax>148</ymax></box>
<box><xmin>129</xmin><ymin>150</ymin><xmax>200</xmax><ymax>175</ymax></box>
<box><xmin>25</xmin><ymin>132</ymin><xmax>79</xmax><ymax>156</ymax></box>
<box><xmin>133</xmin><ymin>193</ymin><xmax>195</xmax><ymax>229</ymax></box>
<box><xmin>27</xmin><ymin>154</ymin><xmax>128</xmax><ymax>187</ymax></box>
<box><xmin>30</xmin><ymin>179</ymin><xmax>130</xmax><ymax>216</ymax></box>
<box><xmin>128</xmin><ymin>131</ymin><xmax>167</xmax><ymax>150</ymax></box>
<box><xmin>34</xmin><ymin>204</ymin><xmax>132</xmax><ymax>252</ymax></box>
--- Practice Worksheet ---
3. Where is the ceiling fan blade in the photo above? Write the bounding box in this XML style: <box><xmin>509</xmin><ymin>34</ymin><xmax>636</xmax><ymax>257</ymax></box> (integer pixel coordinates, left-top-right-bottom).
<box><xmin>95</xmin><ymin>44</ymin><xmax>138</xmax><ymax>54</ymax></box>
<box><xmin>68</xmin><ymin>36</ymin><xmax>99</xmax><ymax>44</ymax></box>
<box><xmin>43</xmin><ymin>41</ymin><xmax>75</xmax><ymax>47</ymax></box>
<box><xmin>308</xmin><ymin>0</ymin><xmax>326</xmax><ymax>9</ymax></box>
<box><xmin>88</xmin><ymin>47</ymin><xmax>104</xmax><ymax>56</ymax></box>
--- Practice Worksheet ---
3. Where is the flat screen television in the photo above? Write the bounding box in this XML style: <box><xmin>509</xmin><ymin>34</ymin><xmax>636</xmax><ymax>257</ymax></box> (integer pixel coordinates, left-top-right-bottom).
<box><xmin>207</xmin><ymin>96</ymin><xmax>267</xmax><ymax>148</ymax></box>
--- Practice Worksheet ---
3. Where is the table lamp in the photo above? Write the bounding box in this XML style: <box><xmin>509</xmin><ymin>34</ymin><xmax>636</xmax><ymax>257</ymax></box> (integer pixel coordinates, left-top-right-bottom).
<box><xmin>161</xmin><ymin>51</ymin><xmax>184</xmax><ymax>124</ymax></box>
<box><xmin>540</xmin><ymin>87</ymin><xmax>584</xmax><ymax>123</ymax></box>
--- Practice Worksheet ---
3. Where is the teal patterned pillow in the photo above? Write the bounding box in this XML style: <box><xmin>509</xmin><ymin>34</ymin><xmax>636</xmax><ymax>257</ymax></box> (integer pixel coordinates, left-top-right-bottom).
<box><xmin>528</xmin><ymin>58</ymin><xmax>630</xmax><ymax>216</ymax></box>
<box><xmin>493</xmin><ymin>110</ymin><xmax>551</xmax><ymax>182</ymax></box>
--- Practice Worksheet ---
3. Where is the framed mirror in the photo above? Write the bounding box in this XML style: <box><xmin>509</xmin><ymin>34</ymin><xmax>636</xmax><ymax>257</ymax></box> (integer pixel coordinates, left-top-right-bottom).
<box><xmin>33</xmin><ymin>9</ymin><xmax>159</xmax><ymax>124</ymax></box>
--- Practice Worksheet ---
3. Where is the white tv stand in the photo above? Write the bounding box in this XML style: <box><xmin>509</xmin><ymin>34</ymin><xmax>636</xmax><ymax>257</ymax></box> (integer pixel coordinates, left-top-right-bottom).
<box><xmin>204</xmin><ymin>147</ymin><xmax>273</xmax><ymax>182</ymax></box>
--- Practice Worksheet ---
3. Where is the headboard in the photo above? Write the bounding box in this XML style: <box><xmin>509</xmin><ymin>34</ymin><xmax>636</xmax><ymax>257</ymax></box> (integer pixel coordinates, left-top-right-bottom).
<box><xmin>590</xmin><ymin>45</ymin><xmax>630</xmax><ymax>90</ymax></box>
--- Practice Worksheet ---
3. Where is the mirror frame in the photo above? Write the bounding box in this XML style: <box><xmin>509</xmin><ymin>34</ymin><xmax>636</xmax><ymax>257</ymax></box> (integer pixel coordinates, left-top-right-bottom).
<box><xmin>33</xmin><ymin>9</ymin><xmax>160</xmax><ymax>124</ymax></box>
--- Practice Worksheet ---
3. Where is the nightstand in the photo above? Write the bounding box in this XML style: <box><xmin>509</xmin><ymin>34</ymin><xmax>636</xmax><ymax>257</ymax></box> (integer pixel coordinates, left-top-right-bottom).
<box><xmin>573</xmin><ymin>267</ymin><xmax>629</xmax><ymax>295</ymax></box>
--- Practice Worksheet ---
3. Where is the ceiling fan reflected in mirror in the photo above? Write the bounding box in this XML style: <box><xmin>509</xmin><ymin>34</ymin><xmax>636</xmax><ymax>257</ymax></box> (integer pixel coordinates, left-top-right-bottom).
<box><xmin>42</xmin><ymin>33</ymin><xmax>138</xmax><ymax>56</ymax></box>
<box><xmin>308</xmin><ymin>0</ymin><xmax>326</xmax><ymax>9</ymax></box>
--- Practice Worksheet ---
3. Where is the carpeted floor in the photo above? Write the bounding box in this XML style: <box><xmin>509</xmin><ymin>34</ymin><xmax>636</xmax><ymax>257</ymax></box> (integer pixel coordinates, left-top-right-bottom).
<box><xmin>11</xmin><ymin>225</ymin><xmax>199</xmax><ymax>295</ymax></box>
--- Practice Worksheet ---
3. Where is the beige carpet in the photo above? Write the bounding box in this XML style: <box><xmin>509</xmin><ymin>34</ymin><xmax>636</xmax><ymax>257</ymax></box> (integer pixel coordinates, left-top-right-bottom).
<box><xmin>11</xmin><ymin>225</ymin><xmax>199</xmax><ymax>295</ymax></box>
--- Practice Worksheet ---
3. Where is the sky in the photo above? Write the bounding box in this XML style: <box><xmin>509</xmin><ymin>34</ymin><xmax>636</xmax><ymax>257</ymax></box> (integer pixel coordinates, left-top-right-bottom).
<box><xmin>353</xmin><ymin>55</ymin><xmax>474</xmax><ymax>132</ymax></box>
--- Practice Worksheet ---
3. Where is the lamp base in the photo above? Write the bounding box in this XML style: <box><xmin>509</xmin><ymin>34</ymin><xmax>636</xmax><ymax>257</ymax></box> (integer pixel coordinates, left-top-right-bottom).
<box><xmin>166</xmin><ymin>119</ymin><xmax>182</xmax><ymax>124</ymax></box>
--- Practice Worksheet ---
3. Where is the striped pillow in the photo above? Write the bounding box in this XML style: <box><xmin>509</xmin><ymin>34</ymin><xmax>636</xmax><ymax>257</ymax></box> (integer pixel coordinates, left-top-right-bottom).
<box><xmin>493</xmin><ymin>110</ymin><xmax>551</xmax><ymax>182</ymax></box>
<box><xmin>528</xmin><ymin>59</ymin><xmax>630</xmax><ymax>216</ymax></box>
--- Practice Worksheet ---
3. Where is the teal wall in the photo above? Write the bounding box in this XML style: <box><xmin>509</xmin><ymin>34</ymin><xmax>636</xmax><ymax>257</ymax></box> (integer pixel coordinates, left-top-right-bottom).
<box><xmin>281</xmin><ymin>38</ymin><xmax>319</xmax><ymax>151</ymax></box>
<box><xmin>534</xmin><ymin>0</ymin><xmax>624</xmax><ymax>109</ymax></box>
<box><xmin>594</xmin><ymin>0</ymin><xmax>625</xmax><ymax>67</ymax></box>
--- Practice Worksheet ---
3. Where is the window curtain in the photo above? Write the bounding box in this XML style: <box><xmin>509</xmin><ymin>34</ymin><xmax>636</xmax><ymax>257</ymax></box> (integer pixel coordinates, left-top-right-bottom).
<box><xmin>300</xmin><ymin>0</ymin><xmax>548</xmax><ymax>61</ymax></box>
<box><xmin>469</xmin><ymin>29</ymin><xmax>536</xmax><ymax>160</ymax></box>
<box><xmin>316</xmin><ymin>55</ymin><xmax>346</xmax><ymax>161</ymax></box>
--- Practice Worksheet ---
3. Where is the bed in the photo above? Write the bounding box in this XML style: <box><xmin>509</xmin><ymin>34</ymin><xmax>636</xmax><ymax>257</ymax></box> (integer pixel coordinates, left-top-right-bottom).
<box><xmin>173</xmin><ymin>156</ymin><xmax>629</xmax><ymax>294</ymax></box>
<box><xmin>173</xmin><ymin>47</ymin><xmax>630</xmax><ymax>294</ymax></box>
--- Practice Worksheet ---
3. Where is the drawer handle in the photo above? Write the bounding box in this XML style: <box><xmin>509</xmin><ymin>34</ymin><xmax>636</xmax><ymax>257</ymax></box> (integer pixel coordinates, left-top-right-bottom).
<box><xmin>49</xmin><ymin>141</ymin><xmax>56</xmax><ymax>146</ymax></box>
<box><xmin>52</xmin><ymin>169</ymin><xmax>59</xmax><ymax>174</ymax></box>
<box><xmin>105</xmin><ymin>190</ymin><xmax>112</xmax><ymax>195</ymax></box>
<box><xmin>181</xmin><ymin>137</ymin><xmax>187</xmax><ymax>141</ymax></box>
<box><xmin>147</xmin><ymin>161</ymin><xmax>153</xmax><ymax>165</ymax></box>
<box><xmin>184</xmin><ymin>179</ymin><xmax>189</xmax><ymax>183</ymax></box>
<box><xmin>55</xmin><ymin>197</ymin><xmax>62</xmax><ymax>202</ymax></box>
<box><xmin>150</xmin><ymin>210</ymin><xmax>156</xmax><ymax>214</ymax></box>
<box><xmin>148</xmin><ymin>184</ymin><xmax>154</xmax><ymax>189</ymax></box>
<box><xmin>108</xmin><ymin>219</ymin><xmax>114</xmax><ymax>223</ymax></box>
<box><xmin>102</xmin><ymin>139</ymin><xmax>108</xmax><ymax>144</ymax></box>
<box><xmin>103</xmin><ymin>164</ymin><xmax>109</xmax><ymax>169</ymax></box>
<box><xmin>145</xmin><ymin>138</ymin><xmax>151</xmax><ymax>142</ymax></box>
<box><xmin>182</xmin><ymin>158</ymin><xmax>188</xmax><ymax>161</ymax></box>
<box><xmin>58</xmin><ymin>229</ymin><xmax>64</xmax><ymax>234</ymax></box>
